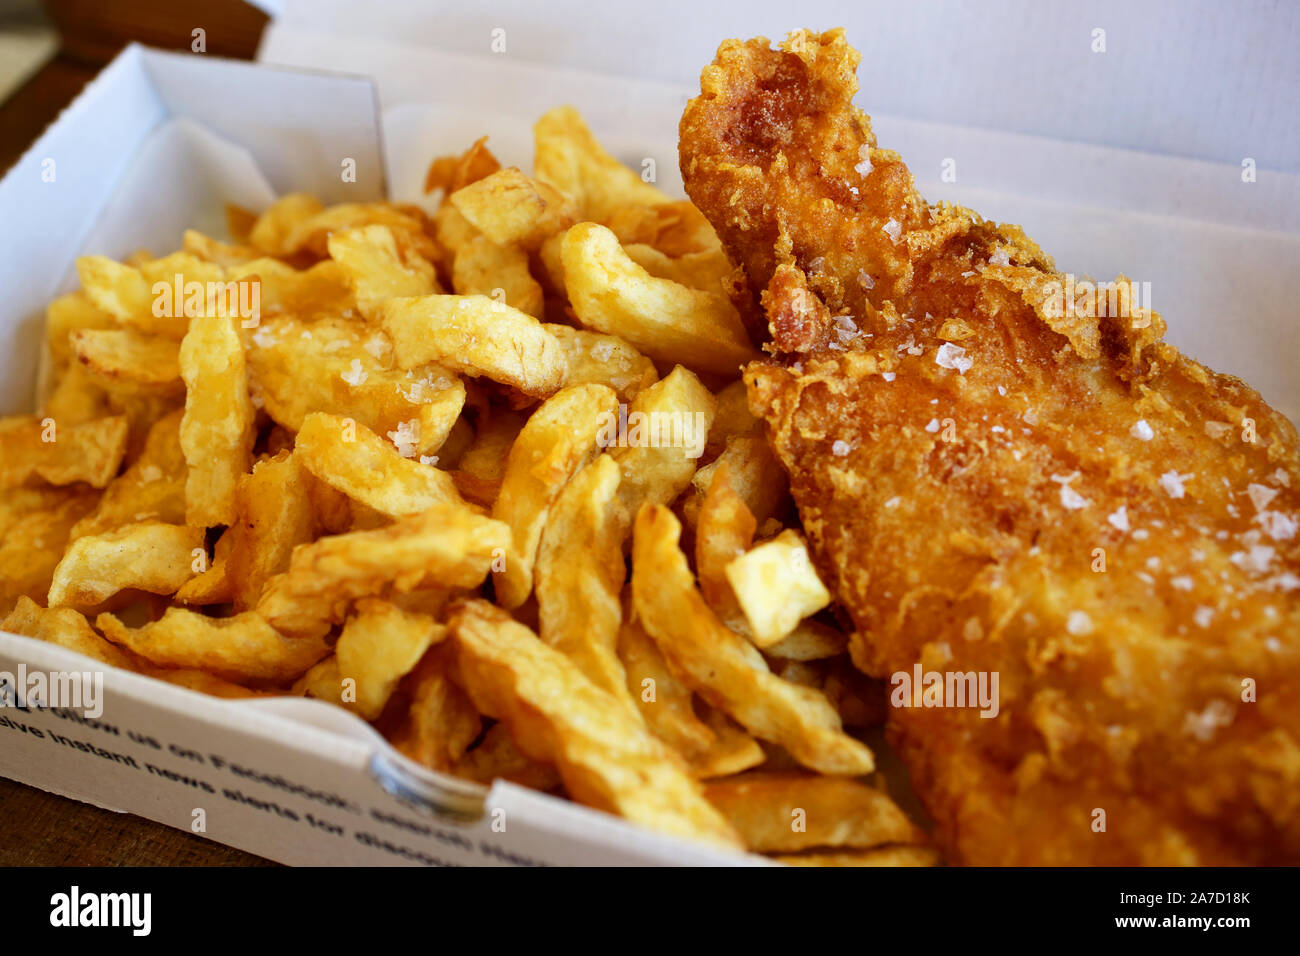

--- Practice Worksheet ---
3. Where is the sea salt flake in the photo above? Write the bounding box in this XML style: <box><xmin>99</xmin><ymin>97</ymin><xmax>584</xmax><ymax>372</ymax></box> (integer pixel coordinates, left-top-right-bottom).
<box><xmin>1256</xmin><ymin>510</ymin><xmax>1297</xmax><ymax>541</ymax></box>
<box><xmin>989</xmin><ymin>248</ymin><xmax>1010</xmax><ymax>267</ymax></box>
<box><xmin>1171</xmin><ymin>575</ymin><xmax>1194</xmax><ymax>591</ymax></box>
<box><xmin>857</xmin><ymin>269</ymin><xmax>875</xmax><ymax>290</ymax></box>
<box><xmin>882</xmin><ymin>218</ymin><xmax>902</xmax><ymax>243</ymax></box>
<box><xmin>1159</xmin><ymin>470</ymin><xmax>1191</xmax><ymax>498</ymax></box>
<box><xmin>1182</xmin><ymin>700</ymin><xmax>1234</xmax><ymax>742</ymax></box>
<box><xmin>1230</xmin><ymin>545</ymin><xmax>1275</xmax><ymax>574</ymax></box>
<box><xmin>1066</xmin><ymin>611</ymin><xmax>1093</xmax><ymax>635</ymax></box>
<box><xmin>1272</xmin><ymin>468</ymin><xmax>1290</xmax><ymax>487</ymax></box>
<box><xmin>341</xmin><ymin>359</ymin><xmax>368</xmax><ymax>386</ymax></box>
<box><xmin>386</xmin><ymin>420</ymin><xmax>420</xmax><ymax>458</ymax></box>
<box><xmin>1194</xmin><ymin>606</ymin><xmax>1214</xmax><ymax>628</ymax></box>
<box><xmin>1247</xmin><ymin>483</ymin><xmax>1279</xmax><ymax>512</ymax></box>
<box><xmin>363</xmin><ymin>333</ymin><xmax>390</xmax><ymax>360</ymax></box>
<box><xmin>924</xmin><ymin>419</ymin><xmax>940</xmax><ymax>433</ymax></box>
<box><xmin>1130</xmin><ymin>419</ymin><xmax>1154</xmax><ymax>441</ymax></box>
<box><xmin>935</xmin><ymin>342</ymin><xmax>972</xmax><ymax>374</ymax></box>
<box><xmin>1133</xmin><ymin>528</ymin><xmax>1150</xmax><ymax>540</ymax></box>
<box><xmin>251</xmin><ymin>327</ymin><xmax>277</xmax><ymax>348</ymax></box>
<box><xmin>832</xmin><ymin>439</ymin><xmax>852</xmax><ymax>457</ymax></box>
<box><xmin>854</xmin><ymin>144</ymin><xmax>874</xmax><ymax>177</ymax></box>
<box><xmin>884</xmin><ymin>496</ymin><xmax>901</xmax><ymax>508</ymax></box>
<box><xmin>418</xmin><ymin>455</ymin><xmax>439</xmax><ymax>466</ymax></box>
<box><xmin>138</xmin><ymin>465</ymin><xmax>163</xmax><ymax>484</ymax></box>
<box><xmin>1203</xmin><ymin>420</ymin><xmax>1232</xmax><ymax>439</ymax></box>
<box><xmin>1107</xmin><ymin>506</ymin><xmax>1130</xmax><ymax>531</ymax></box>
<box><xmin>882</xmin><ymin>371</ymin><xmax>896</xmax><ymax>382</ymax></box>
<box><xmin>997</xmin><ymin>385</ymin><xmax>1007</xmax><ymax>396</ymax></box>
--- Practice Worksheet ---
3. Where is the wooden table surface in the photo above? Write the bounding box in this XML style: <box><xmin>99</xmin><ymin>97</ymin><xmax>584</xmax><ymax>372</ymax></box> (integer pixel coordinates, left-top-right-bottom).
<box><xmin>2</xmin><ymin>0</ymin><xmax>274</xmax><ymax>866</ymax></box>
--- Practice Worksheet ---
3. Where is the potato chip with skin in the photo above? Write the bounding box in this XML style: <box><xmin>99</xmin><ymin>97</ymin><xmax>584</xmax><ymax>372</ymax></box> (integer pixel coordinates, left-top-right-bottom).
<box><xmin>0</xmin><ymin>489</ymin><xmax>99</xmax><ymax>615</ymax></box>
<box><xmin>336</xmin><ymin>598</ymin><xmax>448</xmax><ymax>721</ymax></box>
<box><xmin>70</xmin><ymin>409</ymin><xmax>186</xmax><ymax>540</ymax></box>
<box><xmin>453</xmin><ymin>722</ymin><xmax>560</xmax><ymax>792</ymax></box>
<box><xmin>395</xmin><ymin>648</ymin><xmax>482</xmax><ymax>772</ymax></box>
<box><xmin>449</xmin><ymin>599</ymin><xmax>742</xmax><ymax>849</ymax></box>
<box><xmin>245</xmin><ymin>314</ymin><xmax>465</xmax><ymax>456</ymax></box>
<box><xmin>536</xmin><ymin>455</ymin><xmax>639</xmax><ymax>719</ymax></box>
<box><xmin>695</xmin><ymin>460</ymin><xmax>756</xmax><ymax>621</ymax></box>
<box><xmin>423</xmin><ymin>135</ymin><xmax>501</xmax><ymax>196</ymax></box>
<box><xmin>72</xmin><ymin>328</ymin><xmax>183</xmax><ymax>395</ymax></box>
<box><xmin>247</xmin><ymin>193</ymin><xmax>324</xmax><ymax>255</ymax></box>
<box><xmin>381</xmin><ymin>294</ymin><xmax>568</xmax><ymax>398</ymax></box>
<box><xmin>561</xmin><ymin>222</ymin><xmax>758</xmax><ymax>377</ymax></box>
<box><xmin>177</xmin><ymin>449</ymin><xmax>315</xmax><ymax>610</ymax></box>
<box><xmin>725</xmin><ymin>529</ymin><xmax>832</xmax><ymax>647</ymax></box>
<box><xmin>452</xmin><ymin>234</ymin><xmax>544</xmax><ymax>318</ymax></box>
<box><xmin>48</xmin><ymin>521</ymin><xmax>204</xmax><ymax>608</ymax></box>
<box><xmin>609</xmin><ymin>365</ymin><xmax>716</xmax><ymax>520</ymax></box>
<box><xmin>2</xmin><ymin>596</ymin><xmax>135</xmax><ymax>670</ymax></box>
<box><xmin>448</xmin><ymin>167</ymin><xmax>573</xmax><ymax>249</ymax></box>
<box><xmin>690</xmin><ymin>706</ymin><xmax>766</xmax><ymax>780</ymax></box>
<box><xmin>42</xmin><ymin>362</ymin><xmax>112</xmax><ymax>427</ymax></box>
<box><xmin>533</xmin><ymin>106</ymin><xmax>671</xmax><ymax>225</ymax></box>
<box><xmin>257</xmin><ymin>503</ymin><xmax>508</xmax><ymax>638</ymax></box>
<box><xmin>97</xmin><ymin>607</ymin><xmax>329</xmax><ymax>684</ymax></box>
<box><xmin>544</xmin><ymin>324</ymin><xmax>659</xmax><ymax>401</ymax></box>
<box><xmin>178</xmin><ymin>313</ymin><xmax>255</xmax><ymax>527</ymax></box>
<box><xmin>182</xmin><ymin>229</ymin><xmax>261</xmax><ymax>269</ymax></box>
<box><xmin>294</xmin><ymin>413</ymin><xmax>469</xmax><ymax>519</ymax></box>
<box><xmin>46</xmin><ymin>291</ymin><xmax>116</xmax><ymax>368</ymax></box>
<box><xmin>490</xmin><ymin>383</ymin><xmax>619</xmax><ymax>609</ymax></box>
<box><xmin>328</xmin><ymin>224</ymin><xmax>440</xmax><ymax>322</ymax></box>
<box><xmin>704</xmin><ymin>772</ymin><xmax>925</xmax><ymax>853</ymax></box>
<box><xmin>632</xmin><ymin>504</ymin><xmax>874</xmax><ymax>776</ymax></box>
<box><xmin>0</xmin><ymin>414</ymin><xmax>128</xmax><ymax>489</ymax></box>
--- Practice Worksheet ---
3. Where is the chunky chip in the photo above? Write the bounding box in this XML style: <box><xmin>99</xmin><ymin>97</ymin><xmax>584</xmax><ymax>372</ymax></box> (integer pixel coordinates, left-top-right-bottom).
<box><xmin>258</xmin><ymin>503</ymin><xmax>508</xmax><ymax>637</ymax></box>
<box><xmin>703</xmin><ymin>772</ymin><xmax>924</xmax><ymax>853</ymax></box>
<box><xmin>294</xmin><ymin>412</ymin><xmax>468</xmax><ymax>518</ymax></box>
<box><xmin>562</xmin><ymin>222</ymin><xmax>758</xmax><ymax>376</ymax></box>
<box><xmin>0</xmin><ymin>415</ymin><xmax>128</xmax><ymax>489</ymax></box>
<box><xmin>178</xmin><ymin>313</ymin><xmax>255</xmax><ymax>526</ymax></box>
<box><xmin>725</xmin><ymin>529</ymin><xmax>832</xmax><ymax>647</ymax></box>
<box><xmin>71</xmin><ymin>329</ymin><xmax>183</xmax><ymax>395</ymax></box>
<box><xmin>632</xmin><ymin>505</ymin><xmax>873</xmax><ymax>776</ymax></box>
<box><xmin>381</xmin><ymin>294</ymin><xmax>568</xmax><ymax>397</ymax></box>
<box><xmin>3</xmin><ymin>597</ymin><xmax>135</xmax><ymax>669</ymax></box>
<box><xmin>491</xmin><ymin>384</ymin><xmax>618</xmax><ymax>608</ymax></box>
<box><xmin>48</xmin><ymin>521</ymin><xmax>204</xmax><ymax>608</ymax></box>
<box><xmin>448</xmin><ymin>167</ymin><xmax>572</xmax><ymax>249</ymax></box>
<box><xmin>335</xmin><ymin>599</ymin><xmax>448</xmax><ymax>720</ymax></box>
<box><xmin>328</xmin><ymin>224</ymin><xmax>440</xmax><ymax>321</ymax></box>
<box><xmin>452</xmin><ymin>235</ymin><xmax>544</xmax><ymax>318</ymax></box>
<box><xmin>449</xmin><ymin>599</ymin><xmax>742</xmax><ymax>849</ymax></box>
<box><xmin>97</xmin><ymin>607</ymin><xmax>329</xmax><ymax>684</ymax></box>
<box><xmin>544</xmin><ymin>324</ymin><xmax>658</xmax><ymax>400</ymax></box>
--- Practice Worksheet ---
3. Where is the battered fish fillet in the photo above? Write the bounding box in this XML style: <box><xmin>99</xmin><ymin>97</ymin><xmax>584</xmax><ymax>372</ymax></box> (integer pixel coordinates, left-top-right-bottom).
<box><xmin>681</xmin><ymin>28</ymin><xmax>1300</xmax><ymax>865</ymax></box>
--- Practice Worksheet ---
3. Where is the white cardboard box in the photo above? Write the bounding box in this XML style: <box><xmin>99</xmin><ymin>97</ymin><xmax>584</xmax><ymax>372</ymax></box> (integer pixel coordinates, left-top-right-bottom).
<box><xmin>1</xmin><ymin>6</ymin><xmax>1297</xmax><ymax>866</ymax></box>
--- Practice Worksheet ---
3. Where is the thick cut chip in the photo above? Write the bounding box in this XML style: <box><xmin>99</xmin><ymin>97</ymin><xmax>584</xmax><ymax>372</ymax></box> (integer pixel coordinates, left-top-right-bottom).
<box><xmin>46</xmin><ymin>292</ymin><xmax>117</xmax><ymax>368</ymax></box>
<box><xmin>690</xmin><ymin>706</ymin><xmax>767</xmax><ymax>779</ymax></box>
<box><xmin>453</xmin><ymin>408</ymin><xmax>525</xmax><ymax>507</ymax></box>
<box><xmin>176</xmin><ymin>450</ymin><xmax>315</xmax><ymax>610</ymax></box>
<box><xmin>491</xmin><ymin>384</ymin><xmax>619</xmax><ymax>608</ymax></box>
<box><xmin>454</xmin><ymin>722</ymin><xmax>561</xmax><ymax>792</ymax></box>
<box><xmin>394</xmin><ymin>649</ymin><xmax>482</xmax><ymax>772</ymax></box>
<box><xmin>449</xmin><ymin>599</ymin><xmax>742</xmax><ymax>849</ymax></box>
<box><xmin>97</xmin><ymin>608</ymin><xmax>328</xmax><ymax>683</ymax></box>
<box><xmin>258</xmin><ymin>503</ymin><xmax>508</xmax><ymax>637</ymax></box>
<box><xmin>561</xmin><ymin>222</ymin><xmax>758</xmax><ymax>376</ymax></box>
<box><xmin>247</xmin><ymin>193</ymin><xmax>324</xmax><ymax>254</ymax></box>
<box><xmin>71</xmin><ymin>329</ymin><xmax>182</xmax><ymax>394</ymax></box>
<box><xmin>0</xmin><ymin>415</ymin><xmax>128</xmax><ymax>489</ymax></box>
<box><xmin>2</xmin><ymin>597</ymin><xmax>135</xmax><ymax>669</ymax></box>
<box><xmin>42</xmin><ymin>363</ymin><xmax>112</xmax><ymax>427</ymax></box>
<box><xmin>0</xmin><ymin>489</ymin><xmax>99</xmax><ymax>614</ymax></box>
<box><xmin>452</xmin><ymin>235</ymin><xmax>544</xmax><ymax>318</ymax></box>
<box><xmin>761</xmin><ymin>622</ymin><xmax>849</xmax><ymax>662</ymax></box>
<box><xmin>608</xmin><ymin>366</ymin><xmax>716</xmax><ymax>518</ymax></box>
<box><xmin>695</xmin><ymin>461</ymin><xmax>757</xmax><ymax>622</ymax></box>
<box><xmin>335</xmin><ymin>599</ymin><xmax>448</xmax><ymax>720</ymax></box>
<box><xmin>70</xmin><ymin>409</ymin><xmax>187</xmax><ymax>539</ymax></box>
<box><xmin>381</xmin><ymin>294</ymin><xmax>568</xmax><ymax>398</ymax></box>
<box><xmin>544</xmin><ymin>324</ymin><xmax>658</xmax><ymax>400</ymax></box>
<box><xmin>48</xmin><ymin>521</ymin><xmax>204</xmax><ymax>608</ymax></box>
<box><xmin>688</xmin><ymin>433</ymin><xmax>786</xmax><ymax>529</ymax></box>
<box><xmin>328</xmin><ymin>224</ymin><xmax>439</xmax><ymax>322</ymax></box>
<box><xmin>535</xmin><ymin>455</ymin><xmax>638</xmax><ymax>717</ymax></box>
<box><xmin>423</xmin><ymin>135</ymin><xmax>501</xmax><ymax>195</ymax></box>
<box><xmin>78</xmin><ymin>253</ymin><xmax>226</xmax><ymax>338</ymax></box>
<box><xmin>632</xmin><ymin>505</ymin><xmax>873</xmax><ymax>775</ymax></box>
<box><xmin>182</xmin><ymin>229</ymin><xmax>261</xmax><ymax>268</ymax></box>
<box><xmin>624</xmin><ymin>243</ymin><xmax>733</xmax><ymax>295</ymax></box>
<box><xmin>246</xmin><ymin>314</ymin><xmax>464</xmax><ymax>456</ymax></box>
<box><xmin>533</xmin><ymin>106</ymin><xmax>671</xmax><ymax>224</ymax></box>
<box><xmin>178</xmin><ymin>313</ymin><xmax>255</xmax><ymax>527</ymax></box>
<box><xmin>227</xmin><ymin>258</ymin><xmax>353</xmax><ymax>320</ymax></box>
<box><xmin>618</xmin><ymin>597</ymin><xmax>715</xmax><ymax>757</ymax></box>
<box><xmin>774</xmin><ymin>846</ymin><xmax>941</xmax><ymax>867</ymax></box>
<box><xmin>704</xmin><ymin>772</ymin><xmax>924</xmax><ymax>853</ymax></box>
<box><xmin>725</xmin><ymin>529</ymin><xmax>832</xmax><ymax>647</ymax></box>
<box><xmin>448</xmin><ymin>167</ymin><xmax>572</xmax><ymax>249</ymax></box>
<box><xmin>294</xmin><ymin>413</ymin><xmax>468</xmax><ymax>518</ymax></box>
<box><xmin>251</xmin><ymin>196</ymin><xmax>436</xmax><ymax>261</ymax></box>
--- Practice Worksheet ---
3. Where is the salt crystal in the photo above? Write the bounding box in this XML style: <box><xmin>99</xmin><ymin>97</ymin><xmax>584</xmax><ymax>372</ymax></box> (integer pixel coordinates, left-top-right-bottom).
<box><xmin>138</xmin><ymin>465</ymin><xmax>163</xmax><ymax>484</ymax></box>
<box><xmin>1257</xmin><ymin>511</ymin><xmax>1298</xmax><ymax>541</ymax></box>
<box><xmin>1107</xmin><ymin>506</ymin><xmax>1130</xmax><ymax>531</ymax></box>
<box><xmin>882</xmin><ymin>371</ymin><xmax>896</xmax><ymax>382</ymax></box>
<box><xmin>251</xmin><ymin>327</ymin><xmax>277</xmax><ymax>348</ymax></box>
<box><xmin>1273</xmin><ymin>468</ymin><xmax>1290</xmax><ymax>487</ymax></box>
<box><xmin>591</xmin><ymin>340</ymin><xmax>615</xmax><ymax>362</ymax></box>
<box><xmin>1194</xmin><ymin>606</ymin><xmax>1214</xmax><ymax>628</ymax></box>
<box><xmin>997</xmin><ymin>385</ymin><xmax>1006</xmax><ymax>396</ymax></box>
<box><xmin>1203</xmin><ymin>420</ymin><xmax>1232</xmax><ymax>439</ymax></box>
<box><xmin>1171</xmin><ymin>575</ymin><xmax>1194</xmax><ymax>591</ymax></box>
<box><xmin>989</xmin><ymin>248</ymin><xmax>1010</xmax><ymax>267</ymax></box>
<box><xmin>884</xmin><ymin>496</ymin><xmax>901</xmax><ymax>508</ymax></box>
<box><xmin>1182</xmin><ymin>700</ymin><xmax>1234</xmax><ymax>742</ymax></box>
<box><xmin>1066</xmin><ymin>611</ymin><xmax>1093</xmax><ymax>635</ymax></box>
<box><xmin>1159</xmin><ymin>470</ymin><xmax>1191</xmax><ymax>498</ymax></box>
<box><xmin>1247</xmin><ymin>483</ymin><xmax>1278</xmax><ymax>512</ymax></box>
<box><xmin>386</xmin><ymin>420</ymin><xmax>420</xmax><ymax>458</ymax></box>
<box><xmin>418</xmin><ymin>455</ymin><xmax>439</xmax><ymax>466</ymax></box>
<box><xmin>854</xmin><ymin>144</ymin><xmax>873</xmax><ymax>177</ymax></box>
<box><xmin>1130</xmin><ymin>420</ymin><xmax>1154</xmax><ymax>441</ymax></box>
<box><xmin>857</xmin><ymin>269</ymin><xmax>875</xmax><ymax>290</ymax></box>
<box><xmin>924</xmin><ymin>419</ymin><xmax>940</xmax><ymax>433</ymax></box>
<box><xmin>1265</xmin><ymin>636</ymin><xmax>1282</xmax><ymax>651</ymax></box>
<box><xmin>341</xmin><ymin>359</ymin><xmax>368</xmax><ymax>386</ymax></box>
<box><xmin>363</xmin><ymin>334</ymin><xmax>389</xmax><ymax>360</ymax></box>
<box><xmin>935</xmin><ymin>342</ymin><xmax>973</xmax><ymax>374</ymax></box>
<box><xmin>1133</xmin><ymin>529</ymin><xmax>1150</xmax><ymax>540</ymax></box>
<box><xmin>1230</xmin><ymin>545</ymin><xmax>1275</xmax><ymax>574</ymax></box>
<box><xmin>832</xmin><ymin>439</ymin><xmax>852</xmax><ymax>457</ymax></box>
<box><xmin>882</xmin><ymin>219</ymin><xmax>902</xmax><ymax>243</ymax></box>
